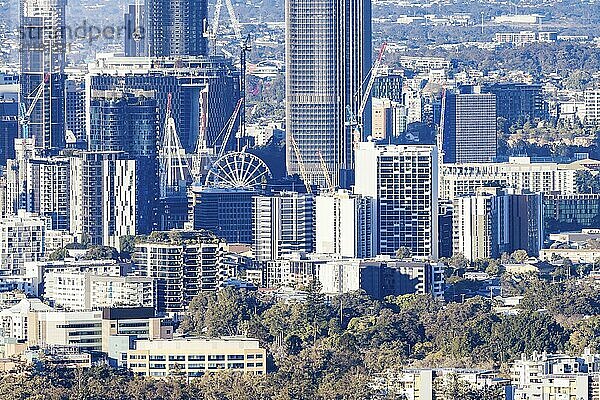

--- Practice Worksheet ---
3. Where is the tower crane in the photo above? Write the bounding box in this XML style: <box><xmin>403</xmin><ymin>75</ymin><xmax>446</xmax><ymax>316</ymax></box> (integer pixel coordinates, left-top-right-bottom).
<box><xmin>317</xmin><ymin>151</ymin><xmax>334</xmax><ymax>192</ymax></box>
<box><xmin>289</xmin><ymin>134</ymin><xmax>312</xmax><ymax>194</ymax></box>
<box><xmin>345</xmin><ymin>43</ymin><xmax>388</xmax><ymax>146</ymax></box>
<box><xmin>19</xmin><ymin>73</ymin><xmax>50</xmax><ymax>140</ymax></box>
<box><xmin>206</xmin><ymin>0</ymin><xmax>243</xmax><ymax>51</ymax></box>
<box><xmin>204</xmin><ymin>0</ymin><xmax>251</xmax><ymax>147</ymax></box>
<box><xmin>215</xmin><ymin>98</ymin><xmax>244</xmax><ymax>160</ymax></box>
<box><xmin>159</xmin><ymin>94</ymin><xmax>192</xmax><ymax>198</ymax></box>
<box><xmin>239</xmin><ymin>34</ymin><xmax>252</xmax><ymax>145</ymax></box>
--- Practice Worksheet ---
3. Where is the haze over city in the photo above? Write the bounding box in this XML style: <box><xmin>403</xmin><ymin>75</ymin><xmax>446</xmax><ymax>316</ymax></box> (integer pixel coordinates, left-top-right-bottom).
<box><xmin>0</xmin><ymin>0</ymin><xmax>600</xmax><ymax>398</ymax></box>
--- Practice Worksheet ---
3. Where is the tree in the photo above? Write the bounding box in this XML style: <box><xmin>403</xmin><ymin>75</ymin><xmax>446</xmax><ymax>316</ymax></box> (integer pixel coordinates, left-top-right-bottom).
<box><xmin>395</xmin><ymin>247</ymin><xmax>412</xmax><ymax>259</ymax></box>
<box><xmin>510</xmin><ymin>250</ymin><xmax>529</xmax><ymax>263</ymax></box>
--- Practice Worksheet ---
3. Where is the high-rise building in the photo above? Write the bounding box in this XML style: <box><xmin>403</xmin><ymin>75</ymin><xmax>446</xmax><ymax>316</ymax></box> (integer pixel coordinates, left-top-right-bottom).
<box><xmin>124</xmin><ymin>3</ymin><xmax>147</xmax><ymax>57</ymax></box>
<box><xmin>6</xmin><ymin>138</ymin><xmax>38</xmax><ymax>214</ymax></box>
<box><xmin>440</xmin><ymin>90</ymin><xmax>497</xmax><ymax>164</ymax></box>
<box><xmin>69</xmin><ymin>151</ymin><xmax>137</xmax><ymax>248</ymax></box>
<box><xmin>0</xmin><ymin>99</ymin><xmax>18</xmax><ymax>166</ymax></box>
<box><xmin>440</xmin><ymin>157</ymin><xmax>592</xmax><ymax>200</ymax></box>
<box><xmin>482</xmin><ymin>83</ymin><xmax>545</xmax><ymax>125</ymax></box>
<box><xmin>315</xmin><ymin>189</ymin><xmax>376</xmax><ymax>258</ymax></box>
<box><xmin>371</xmin><ymin>98</ymin><xmax>407</xmax><ymax>141</ymax></box>
<box><xmin>285</xmin><ymin>0</ymin><xmax>372</xmax><ymax>187</ymax></box>
<box><xmin>373</xmin><ymin>71</ymin><xmax>403</xmax><ymax>103</ymax></box>
<box><xmin>543</xmin><ymin>194</ymin><xmax>600</xmax><ymax>234</ymax></box>
<box><xmin>65</xmin><ymin>77</ymin><xmax>87</xmax><ymax>147</ymax></box>
<box><xmin>145</xmin><ymin>0</ymin><xmax>208</xmax><ymax>57</ymax></box>
<box><xmin>88</xmin><ymin>90</ymin><xmax>160</xmax><ymax>234</ymax></box>
<box><xmin>453</xmin><ymin>187</ymin><xmax>543</xmax><ymax>261</ymax></box>
<box><xmin>133</xmin><ymin>231</ymin><xmax>228</xmax><ymax>313</ymax></box>
<box><xmin>88</xmin><ymin>55</ymin><xmax>239</xmax><ymax>153</ymax></box>
<box><xmin>25</xmin><ymin>157</ymin><xmax>70</xmax><ymax>230</ymax></box>
<box><xmin>188</xmin><ymin>186</ymin><xmax>255</xmax><ymax>244</ymax></box>
<box><xmin>253</xmin><ymin>192</ymin><xmax>315</xmax><ymax>261</ymax></box>
<box><xmin>20</xmin><ymin>0</ymin><xmax>67</xmax><ymax>150</ymax></box>
<box><xmin>355</xmin><ymin>142</ymin><xmax>439</xmax><ymax>258</ymax></box>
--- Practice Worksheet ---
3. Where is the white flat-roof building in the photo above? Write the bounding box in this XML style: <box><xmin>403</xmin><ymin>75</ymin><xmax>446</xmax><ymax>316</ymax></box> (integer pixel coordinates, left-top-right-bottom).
<box><xmin>44</xmin><ymin>271</ymin><xmax>154</xmax><ymax>311</ymax></box>
<box><xmin>0</xmin><ymin>211</ymin><xmax>46</xmax><ymax>276</ymax></box>
<box><xmin>315</xmin><ymin>189</ymin><xmax>376</xmax><ymax>259</ymax></box>
<box><xmin>440</xmin><ymin>157</ymin><xmax>596</xmax><ymax>200</ymax></box>
<box><xmin>128</xmin><ymin>337</ymin><xmax>266</xmax><ymax>378</ymax></box>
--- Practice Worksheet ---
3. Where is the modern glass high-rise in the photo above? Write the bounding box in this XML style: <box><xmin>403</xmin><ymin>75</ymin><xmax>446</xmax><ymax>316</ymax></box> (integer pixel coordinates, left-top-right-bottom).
<box><xmin>20</xmin><ymin>0</ymin><xmax>67</xmax><ymax>150</ymax></box>
<box><xmin>285</xmin><ymin>0</ymin><xmax>372</xmax><ymax>187</ymax></box>
<box><xmin>88</xmin><ymin>90</ymin><xmax>160</xmax><ymax>235</ymax></box>
<box><xmin>145</xmin><ymin>0</ymin><xmax>208</xmax><ymax>57</ymax></box>
<box><xmin>440</xmin><ymin>90</ymin><xmax>497</xmax><ymax>164</ymax></box>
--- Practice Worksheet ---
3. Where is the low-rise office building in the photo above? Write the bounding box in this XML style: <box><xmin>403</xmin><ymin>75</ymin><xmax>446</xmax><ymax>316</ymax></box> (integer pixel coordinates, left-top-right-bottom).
<box><xmin>101</xmin><ymin>307</ymin><xmax>173</xmax><ymax>367</ymax></box>
<box><xmin>127</xmin><ymin>337</ymin><xmax>266</xmax><ymax>378</ymax></box>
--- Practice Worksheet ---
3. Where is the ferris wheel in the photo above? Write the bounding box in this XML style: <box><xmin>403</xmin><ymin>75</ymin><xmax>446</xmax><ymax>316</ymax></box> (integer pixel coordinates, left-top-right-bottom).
<box><xmin>205</xmin><ymin>151</ymin><xmax>272</xmax><ymax>189</ymax></box>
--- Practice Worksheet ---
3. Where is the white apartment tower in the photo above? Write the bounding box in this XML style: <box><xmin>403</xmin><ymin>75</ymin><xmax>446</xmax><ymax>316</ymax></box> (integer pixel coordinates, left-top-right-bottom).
<box><xmin>355</xmin><ymin>142</ymin><xmax>439</xmax><ymax>259</ymax></box>
<box><xmin>315</xmin><ymin>189</ymin><xmax>376</xmax><ymax>258</ymax></box>
<box><xmin>0</xmin><ymin>210</ymin><xmax>46</xmax><ymax>275</ymax></box>
<box><xmin>70</xmin><ymin>151</ymin><xmax>136</xmax><ymax>248</ymax></box>
<box><xmin>253</xmin><ymin>192</ymin><xmax>315</xmax><ymax>261</ymax></box>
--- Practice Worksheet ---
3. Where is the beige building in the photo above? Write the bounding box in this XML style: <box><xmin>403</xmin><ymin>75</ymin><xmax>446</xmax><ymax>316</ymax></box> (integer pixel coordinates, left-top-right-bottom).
<box><xmin>127</xmin><ymin>337</ymin><xmax>266</xmax><ymax>378</ymax></box>
<box><xmin>440</xmin><ymin>157</ymin><xmax>596</xmax><ymax>201</ymax></box>
<box><xmin>539</xmin><ymin>248</ymin><xmax>600</xmax><ymax>264</ymax></box>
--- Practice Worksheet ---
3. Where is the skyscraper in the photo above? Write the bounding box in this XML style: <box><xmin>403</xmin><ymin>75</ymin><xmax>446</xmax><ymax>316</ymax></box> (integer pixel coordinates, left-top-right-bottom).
<box><xmin>285</xmin><ymin>0</ymin><xmax>372</xmax><ymax>187</ymax></box>
<box><xmin>440</xmin><ymin>89</ymin><xmax>497</xmax><ymax>164</ymax></box>
<box><xmin>88</xmin><ymin>90</ymin><xmax>160</xmax><ymax>235</ymax></box>
<box><xmin>124</xmin><ymin>3</ymin><xmax>147</xmax><ymax>57</ymax></box>
<box><xmin>0</xmin><ymin>99</ymin><xmax>18</xmax><ymax>166</ymax></box>
<box><xmin>355</xmin><ymin>142</ymin><xmax>439</xmax><ymax>258</ymax></box>
<box><xmin>20</xmin><ymin>0</ymin><xmax>67</xmax><ymax>150</ymax></box>
<box><xmin>145</xmin><ymin>0</ymin><xmax>208</xmax><ymax>57</ymax></box>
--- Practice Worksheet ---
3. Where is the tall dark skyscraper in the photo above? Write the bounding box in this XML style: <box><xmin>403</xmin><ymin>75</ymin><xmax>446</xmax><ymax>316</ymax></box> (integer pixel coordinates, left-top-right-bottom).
<box><xmin>19</xmin><ymin>0</ymin><xmax>67</xmax><ymax>150</ymax></box>
<box><xmin>145</xmin><ymin>0</ymin><xmax>208</xmax><ymax>57</ymax></box>
<box><xmin>285</xmin><ymin>0</ymin><xmax>372</xmax><ymax>187</ymax></box>
<box><xmin>440</xmin><ymin>89</ymin><xmax>497</xmax><ymax>164</ymax></box>
<box><xmin>89</xmin><ymin>89</ymin><xmax>160</xmax><ymax>234</ymax></box>
<box><xmin>0</xmin><ymin>100</ymin><xmax>18</xmax><ymax>166</ymax></box>
<box><xmin>482</xmin><ymin>83</ymin><xmax>545</xmax><ymax>126</ymax></box>
<box><xmin>124</xmin><ymin>4</ymin><xmax>147</xmax><ymax>57</ymax></box>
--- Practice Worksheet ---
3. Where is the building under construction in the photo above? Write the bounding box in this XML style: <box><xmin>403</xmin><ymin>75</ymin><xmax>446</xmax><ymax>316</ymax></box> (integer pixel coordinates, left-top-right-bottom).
<box><xmin>19</xmin><ymin>0</ymin><xmax>67</xmax><ymax>151</ymax></box>
<box><xmin>88</xmin><ymin>54</ymin><xmax>240</xmax><ymax>155</ymax></box>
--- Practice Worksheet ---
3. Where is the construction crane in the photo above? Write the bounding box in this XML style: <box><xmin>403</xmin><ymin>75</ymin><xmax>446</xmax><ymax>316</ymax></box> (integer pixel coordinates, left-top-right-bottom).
<box><xmin>159</xmin><ymin>94</ymin><xmax>192</xmax><ymax>198</ymax></box>
<box><xmin>317</xmin><ymin>151</ymin><xmax>334</xmax><ymax>192</ymax></box>
<box><xmin>239</xmin><ymin>34</ymin><xmax>252</xmax><ymax>145</ymax></box>
<box><xmin>214</xmin><ymin>98</ymin><xmax>243</xmax><ymax>159</ymax></box>
<box><xmin>206</xmin><ymin>0</ymin><xmax>243</xmax><ymax>52</ymax></box>
<box><xmin>205</xmin><ymin>0</ymin><xmax>251</xmax><ymax>147</ymax></box>
<box><xmin>289</xmin><ymin>134</ymin><xmax>312</xmax><ymax>194</ymax></box>
<box><xmin>19</xmin><ymin>73</ymin><xmax>50</xmax><ymax>140</ymax></box>
<box><xmin>346</xmin><ymin>43</ymin><xmax>388</xmax><ymax>145</ymax></box>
